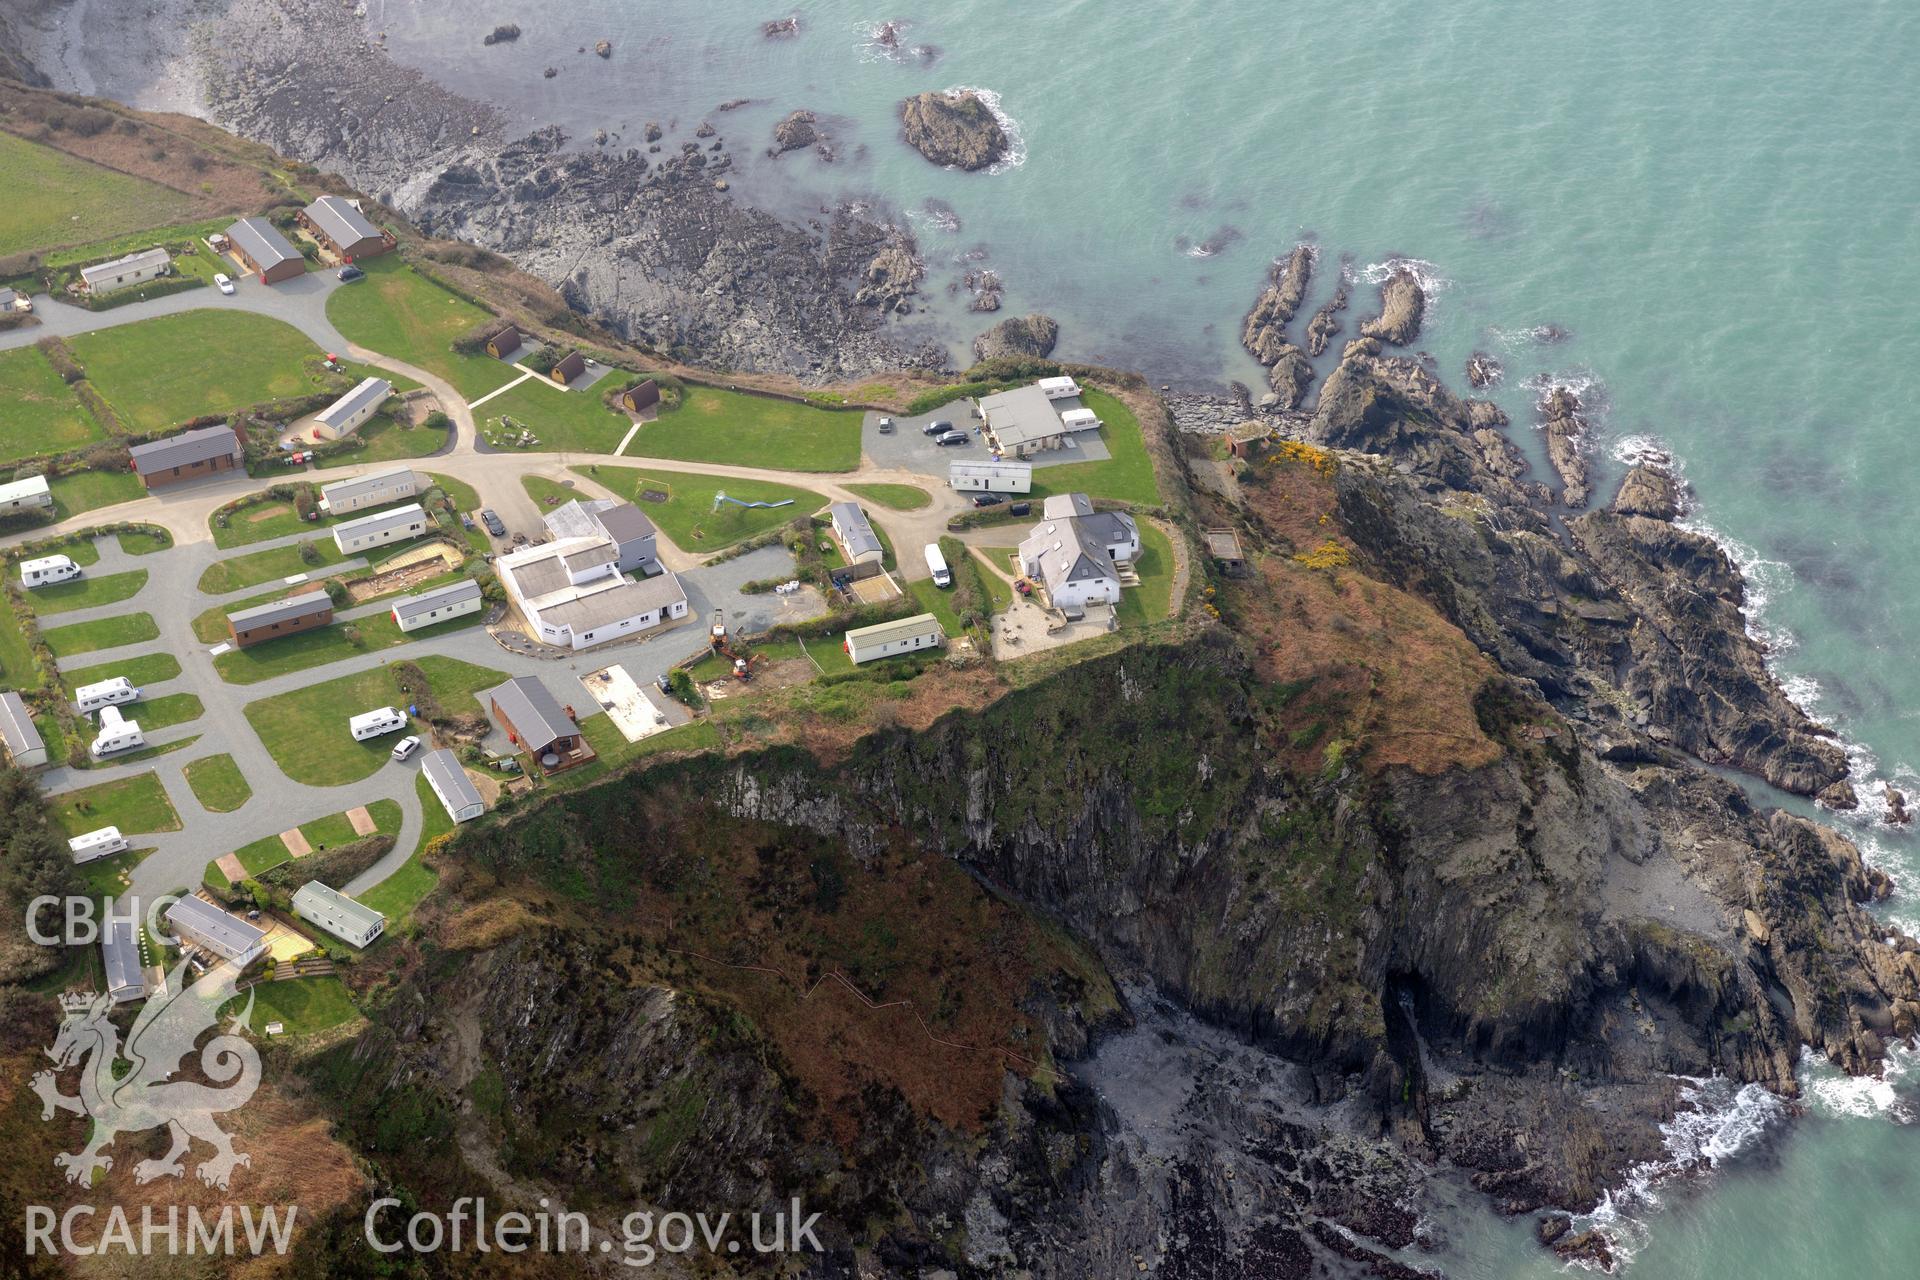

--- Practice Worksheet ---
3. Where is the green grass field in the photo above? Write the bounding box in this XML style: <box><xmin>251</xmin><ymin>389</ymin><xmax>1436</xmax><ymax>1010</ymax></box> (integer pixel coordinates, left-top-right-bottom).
<box><xmin>1024</xmin><ymin>389</ymin><xmax>1162</xmax><ymax>507</ymax></box>
<box><xmin>243</xmin><ymin>655</ymin><xmax>503</xmax><ymax>785</ymax></box>
<box><xmin>572</xmin><ymin>464</ymin><xmax>827</xmax><ymax>554</ymax></box>
<box><xmin>311</xmin><ymin>414</ymin><xmax>450</xmax><ymax>470</ymax></box>
<box><xmin>116</xmin><ymin>526</ymin><xmax>172</xmax><ymax>555</ymax></box>
<box><xmin>68</xmin><ymin>311</ymin><xmax>323</xmax><ymax>433</ymax></box>
<box><xmin>355</xmin><ymin>775</ymin><xmax>447</xmax><ymax>921</ymax></box>
<box><xmin>125</xmin><ymin>691</ymin><xmax>204</xmax><ymax>734</ymax></box>
<box><xmin>211</xmin><ymin>495</ymin><xmax>328</xmax><ymax>549</ymax></box>
<box><xmin>325</xmin><ymin>256</ymin><xmax>518</xmax><ymax>399</ymax></box>
<box><xmin>907</xmin><ymin>578</ymin><xmax>965</xmax><ymax>636</ymax></box>
<box><xmin>227</xmin><ymin>976</ymin><xmax>361</xmax><ymax>1037</ymax></box>
<box><xmin>0</xmin><ymin>589</ymin><xmax>33</xmax><ymax>688</ymax></box>
<box><xmin>61</xmin><ymin>650</ymin><xmax>181</xmax><ymax>691</ymax></box>
<box><xmin>49</xmin><ymin>771</ymin><xmax>180</xmax><ymax>837</ymax></box>
<box><xmin>47</xmin><ymin>469</ymin><xmax>145</xmax><ymax>521</ymax></box>
<box><xmin>43</xmin><ymin>611</ymin><xmax>158</xmax><ymax>657</ymax></box>
<box><xmin>621</xmin><ymin>386</ymin><xmax>863</xmax><ymax>471</ymax></box>
<box><xmin>183</xmin><ymin>753</ymin><xmax>252</xmax><ymax>813</ymax></box>
<box><xmin>0</xmin><ymin>345</ymin><xmax>104</xmax><ymax>465</ymax></box>
<box><xmin>547</xmin><ymin>715</ymin><xmax>721</xmax><ymax>794</ymax></box>
<box><xmin>845</xmin><ymin>482</ymin><xmax>932</xmax><ymax>511</ymax></box>
<box><xmin>480</xmin><ymin>378</ymin><xmax>633</xmax><ymax>454</ymax></box>
<box><xmin>0</xmin><ymin>131</ymin><xmax>201</xmax><ymax>257</ymax></box>
<box><xmin>197</xmin><ymin>539</ymin><xmax>351</xmax><ymax>593</ymax></box>
<box><xmin>972</xmin><ymin>549</ymin><xmax>1015</xmax><ymax>612</ymax></box>
<box><xmin>212</xmin><ymin>608</ymin><xmax>478</xmax><ymax>685</ymax></box>
<box><xmin>1115</xmin><ymin>522</ymin><xmax>1177</xmax><ymax>628</ymax></box>
<box><xmin>25</xmin><ymin>568</ymin><xmax>147</xmax><ymax>615</ymax></box>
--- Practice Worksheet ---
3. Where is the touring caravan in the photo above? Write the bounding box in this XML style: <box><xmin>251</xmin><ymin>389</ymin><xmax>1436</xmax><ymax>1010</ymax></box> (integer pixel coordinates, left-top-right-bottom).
<box><xmin>20</xmin><ymin>555</ymin><xmax>81</xmax><ymax>587</ymax></box>
<box><xmin>349</xmin><ymin>706</ymin><xmax>408</xmax><ymax>741</ymax></box>
<box><xmin>75</xmin><ymin>677</ymin><xmax>141</xmax><ymax>714</ymax></box>
<box><xmin>924</xmin><ymin>543</ymin><xmax>952</xmax><ymax>588</ymax></box>
<box><xmin>89</xmin><ymin>706</ymin><xmax>144</xmax><ymax>758</ymax></box>
<box><xmin>68</xmin><ymin>827</ymin><xmax>129</xmax><ymax>863</ymax></box>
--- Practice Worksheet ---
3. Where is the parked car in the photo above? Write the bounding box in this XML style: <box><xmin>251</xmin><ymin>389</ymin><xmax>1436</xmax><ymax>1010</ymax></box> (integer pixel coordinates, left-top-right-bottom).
<box><xmin>213</xmin><ymin>273</ymin><xmax>235</xmax><ymax>295</ymax></box>
<box><xmin>972</xmin><ymin>493</ymin><xmax>1005</xmax><ymax>507</ymax></box>
<box><xmin>337</xmin><ymin>265</ymin><xmax>365</xmax><ymax>282</ymax></box>
<box><xmin>390</xmin><ymin>735</ymin><xmax>422</xmax><ymax>762</ymax></box>
<box><xmin>936</xmin><ymin>430</ymin><xmax>969</xmax><ymax>446</ymax></box>
<box><xmin>922</xmin><ymin>420</ymin><xmax>950</xmax><ymax>436</ymax></box>
<box><xmin>479</xmin><ymin>508</ymin><xmax>506</xmax><ymax>537</ymax></box>
<box><xmin>876</xmin><ymin>416</ymin><xmax>895</xmax><ymax>434</ymax></box>
<box><xmin>1008</xmin><ymin>500</ymin><xmax>1032</xmax><ymax>517</ymax></box>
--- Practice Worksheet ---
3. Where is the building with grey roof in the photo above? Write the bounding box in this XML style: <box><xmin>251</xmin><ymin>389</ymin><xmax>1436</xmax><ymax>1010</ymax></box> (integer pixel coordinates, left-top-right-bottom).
<box><xmin>844</xmin><ymin>613</ymin><xmax>946</xmax><ymax>664</ymax></box>
<box><xmin>79</xmin><ymin>247</ymin><xmax>170</xmax><ymax>293</ymax></box>
<box><xmin>312</xmin><ymin>376</ymin><xmax>391</xmax><ymax>440</ymax></box>
<box><xmin>102</xmin><ymin>914</ymin><xmax>146</xmax><ymax>1003</ymax></box>
<box><xmin>979</xmin><ymin>384</ymin><xmax>1104</xmax><ymax>456</ymax></box>
<box><xmin>128</xmin><ymin>424</ymin><xmax>243</xmax><ymax>489</ymax></box>
<box><xmin>422</xmin><ymin>748</ymin><xmax>485</xmax><ymax>823</ymax></box>
<box><xmin>292</xmin><ymin>881</ymin><xmax>386</xmax><ymax>948</ymax></box>
<box><xmin>332</xmin><ymin>502</ymin><xmax>428</xmax><ymax>554</ymax></box>
<box><xmin>391</xmin><ymin>578</ymin><xmax>483</xmax><ymax>632</ymax></box>
<box><xmin>543</xmin><ymin>498</ymin><xmax>658</xmax><ymax>572</ymax></box>
<box><xmin>225</xmin><ymin>216</ymin><xmax>304</xmax><ymax>284</ymax></box>
<box><xmin>0</xmin><ymin>691</ymin><xmax>47</xmax><ymax>769</ymax></box>
<box><xmin>828</xmin><ymin>501</ymin><xmax>884</xmax><ymax>564</ymax></box>
<box><xmin>318</xmin><ymin>466</ymin><xmax>420</xmax><ymax>514</ymax></box>
<box><xmin>498</xmin><ymin>533</ymin><xmax>688</xmax><ymax>650</ymax></box>
<box><xmin>1040</xmin><ymin>494</ymin><xmax>1141</xmax><ymax>562</ymax></box>
<box><xmin>226</xmin><ymin>589</ymin><xmax>334</xmax><ymax>648</ymax></box>
<box><xmin>297</xmin><ymin>195</ymin><xmax>392</xmax><ymax>261</ymax></box>
<box><xmin>165</xmin><ymin>897</ymin><xmax>266</xmax><ymax>966</ymax></box>
<box><xmin>1018</xmin><ymin>497</ymin><xmax>1142</xmax><ymax>616</ymax></box>
<box><xmin>486</xmin><ymin>675</ymin><xmax>578</xmax><ymax>756</ymax></box>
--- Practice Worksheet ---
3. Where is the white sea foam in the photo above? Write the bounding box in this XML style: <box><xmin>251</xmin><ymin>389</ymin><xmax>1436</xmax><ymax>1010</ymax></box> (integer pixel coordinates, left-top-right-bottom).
<box><xmin>1361</xmin><ymin>255</ymin><xmax>1448</xmax><ymax>295</ymax></box>
<box><xmin>1490</xmin><ymin>323</ymin><xmax>1574</xmax><ymax>351</ymax></box>
<box><xmin>1797</xmin><ymin>1043</ymin><xmax>1920</xmax><ymax>1123</ymax></box>
<box><xmin>1580</xmin><ymin>1076</ymin><xmax>1787</xmax><ymax>1266</ymax></box>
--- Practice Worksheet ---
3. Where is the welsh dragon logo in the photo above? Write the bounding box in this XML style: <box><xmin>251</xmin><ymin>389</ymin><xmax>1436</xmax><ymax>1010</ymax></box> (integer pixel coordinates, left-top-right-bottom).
<box><xmin>34</xmin><ymin>953</ymin><xmax>262</xmax><ymax>1189</ymax></box>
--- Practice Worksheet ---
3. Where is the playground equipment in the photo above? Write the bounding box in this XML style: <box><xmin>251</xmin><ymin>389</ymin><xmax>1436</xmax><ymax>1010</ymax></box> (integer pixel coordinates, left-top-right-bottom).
<box><xmin>711</xmin><ymin>490</ymin><xmax>797</xmax><ymax>513</ymax></box>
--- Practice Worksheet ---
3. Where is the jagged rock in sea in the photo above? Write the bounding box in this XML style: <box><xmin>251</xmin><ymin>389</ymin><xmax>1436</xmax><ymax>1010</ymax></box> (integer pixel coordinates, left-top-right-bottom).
<box><xmin>967</xmin><ymin>269</ymin><xmax>1004</xmax><ymax>313</ymax></box>
<box><xmin>767</xmin><ymin>109</ymin><xmax>819</xmax><ymax>156</ymax></box>
<box><xmin>972</xmin><ymin>312</ymin><xmax>1059</xmax><ymax>362</ymax></box>
<box><xmin>1264</xmin><ymin>343</ymin><xmax>1314</xmax><ymax>409</ymax></box>
<box><xmin>1537</xmin><ymin>385</ymin><xmax>1593</xmax><ymax>509</ymax></box>
<box><xmin>762</xmin><ymin>14</ymin><xmax>800</xmax><ymax>38</ymax></box>
<box><xmin>643</xmin><ymin>120</ymin><xmax>663</xmax><ymax>142</ymax></box>
<box><xmin>1466</xmin><ymin>350</ymin><xmax>1502</xmax><ymax>387</ymax></box>
<box><xmin>482</xmin><ymin>23</ymin><xmax>520</xmax><ymax>46</ymax></box>
<box><xmin>1241</xmin><ymin>245</ymin><xmax>1314</xmax><ymax>364</ymax></box>
<box><xmin>855</xmin><ymin>244</ymin><xmax>924</xmax><ymax>313</ymax></box>
<box><xmin>1305</xmin><ymin>282</ymin><xmax>1348</xmax><ymax>356</ymax></box>
<box><xmin>899</xmin><ymin>90</ymin><xmax>1009</xmax><ymax>170</ymax></box>
<box><xmin>1612</xmin><ymin>463</ymin><xmax>1682</xmax><ymax>520</ymax></box>
<box><xmin>1360</xmin><ymin>268</ymin><xmax>1426</xmax><ymax>345</ymax></box>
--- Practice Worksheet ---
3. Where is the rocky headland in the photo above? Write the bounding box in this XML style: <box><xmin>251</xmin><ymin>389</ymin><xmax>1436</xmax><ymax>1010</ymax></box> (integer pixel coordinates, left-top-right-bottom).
<box><xmin>1241</xmin><ymin>245</ymin><xmax>1319</xmax><ymax>409</ymax></box>
<box><xmin>899</xmin><ymin>88</ymin><xmax>1010</xmax><ymax>170</ymax></box>
<box><xmin>972</xmin><ymin>311</ymin><xmax>1059</xmax><ymax>362</ymax></box>
<box><xmin>1360</xmin><ymin>266</ymin><xmax>1427</xmax><ymax>345</ymax></box>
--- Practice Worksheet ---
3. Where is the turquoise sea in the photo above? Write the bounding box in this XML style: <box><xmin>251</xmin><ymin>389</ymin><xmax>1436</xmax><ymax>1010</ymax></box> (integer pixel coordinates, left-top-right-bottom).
<box><xmin>378</xmin><ymin>0</ymin><xmax>1920</xmax><ymax>1271</ymax></box>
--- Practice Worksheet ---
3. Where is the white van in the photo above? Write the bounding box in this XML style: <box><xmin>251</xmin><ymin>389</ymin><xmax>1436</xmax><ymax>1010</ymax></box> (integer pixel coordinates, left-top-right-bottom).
<box><xmin>75</xmin><ymin>677</ymin><xmax>141</xmax><ymax>714</ymax></box>
<box><xmin>349</xmin><ymin>706</ymin><xmax>408</xmax><ymax>741</ymax></box>
<box><xmin>20</xmin><ymin>555</ymin><xmax>81</xmax><ymax>587</ymax></box>
<box><xmin>69</xmin><ymin>826</ymin><xmax>129</xmax><ymax>863</ymax></box>
<box><xmin>924</xmin><ymin>543</ymin><xmax>952</xmax><ymax>589</ymax></box>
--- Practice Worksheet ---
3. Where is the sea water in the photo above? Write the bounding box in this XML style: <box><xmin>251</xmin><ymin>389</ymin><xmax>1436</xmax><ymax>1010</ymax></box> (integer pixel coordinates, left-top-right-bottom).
<box><xmin>178</xmin><ymin>0</ymin><xmax>1920</xmax><ymax>1270</ymax></box>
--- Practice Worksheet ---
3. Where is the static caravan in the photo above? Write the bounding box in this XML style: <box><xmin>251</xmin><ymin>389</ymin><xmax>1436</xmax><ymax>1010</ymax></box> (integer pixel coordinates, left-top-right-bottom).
<box><xmin>332</xmin><ymin>503</ymin><xmax>428</xmax><ymax>555</ymax></box>
<box><xmin>20</xmin><ymin>555</ymin><xmax>81</xmax><ymax>587</ymax></box>
<box><xmin>949</xmin><ymin>459</ymin><xmax>1034</xmax><ymax>494</ymax></box>
<box><xmin>0</xmin><ymin>691</ymin><xmax>47</xmax><ymax>769</ymax></box>
<box><xmin>0</xmin><ymin>474</ymin><xmax>53</xmax><ymax>514</ymax></box>
<box><xmin>291</xmin><ymin>881</ymin><xmax>386</xmax><ymax>948</ymax></box>
<box><xmin>924</xmin><ymin>543</ymin><xmax>952</xmax><ymax>588</ymax></box>
<box><xmin>844</xmin><ymin>613</ymin><xmax>946</xmax><ymax>665</ymax></box>
<box><xmin>317</xmin><ymin>465</ymin><xmax>420</xmax><ymax>514</ymax></box>
<box><xmin>422</xmin><ymin>748</ymin><xmax>486</xmax><ymax>823</ymax></box>
<box><xmin>90</xmin><ymin>706</ymin><xmax>144</xmax><ymax>758</ymax></box>
<box><xmin>165</xmin><ymin>897</ymin><xmax>267</xmax><ymax>966</ymax></box>
<box><xmin>349</xmin><ymin>706</ymin><xmax>408</xmax><ymax>741</ymax></box>
<box><xmin>75</xmin><ymin>677</ymin><xmax>141</xmax><ymax>714</ymax></box>
<box><xmin>1038</xmin><ymin>375</ymin><xmax>1082</xmax><ymax>401</ymax></box>
<box><xmin>69</xmin><ymin>826</ymin><xmax>129</xmax><ymax>864</ymax></box>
